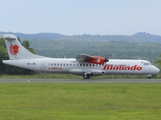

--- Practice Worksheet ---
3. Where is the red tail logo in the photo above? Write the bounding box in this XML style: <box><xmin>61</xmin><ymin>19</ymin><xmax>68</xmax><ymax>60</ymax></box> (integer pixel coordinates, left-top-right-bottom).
<box><xmin>10</xmin><ymin>44</ymin><xmax>19</xmax><ymax>55</ymax></box>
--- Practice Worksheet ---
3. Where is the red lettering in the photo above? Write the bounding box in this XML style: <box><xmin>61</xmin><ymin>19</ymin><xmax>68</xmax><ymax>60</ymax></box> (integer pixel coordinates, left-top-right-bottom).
<box><xmin>113</xmin><ymin>66</ymin><xmax>119</xmax><ymax>70</ymax></box>
<box><xmin>137</xmin><ymin>66</ymin><xmax>142</xmax><ymax>70</ymax></box>
<box><xmin>104</xmin><ymin>64</ymin><xmax>113</xmax><ymax>70</ymax></box>
<box><xmin>48</xmin><ymin>67</ymin><xmax>62</xmax><ymax>70</ymax></box>
<box><xmin>131</xmin><ymin>65</ymin><xmax>137</xmax><ymax>70</ymax></box>
<box><xmin>109</xmin><ymin>64</ymin><xmax>113</xmax><ymax>70</ymax></box>
<box><xmin>119</xmin><ymin>65</ymin><xmax>125</xmax><ymax>70</ymax></box>
<box><xmin>125</xmin><ymin>66</ymin><xmax>131</xmax><ymax>70</ymax></box>
<box><xmin>103</xmin><ymin>64</ymin><xmax>142</xmax><ymax>71</ymax></box>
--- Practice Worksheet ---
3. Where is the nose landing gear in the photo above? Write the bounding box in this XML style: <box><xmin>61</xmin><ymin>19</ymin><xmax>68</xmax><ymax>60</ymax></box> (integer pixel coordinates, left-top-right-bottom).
<box><xmin>147</xmin><ymin>74</ymin><xmax>152</xmax><ymax>79</ymax></box>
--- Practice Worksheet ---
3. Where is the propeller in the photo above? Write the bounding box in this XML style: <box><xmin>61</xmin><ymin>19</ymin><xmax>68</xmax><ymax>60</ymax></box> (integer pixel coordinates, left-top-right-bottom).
<box><xmin>104</xmin><ymin>54</ymin><xmax>109</xmax><ymax>65</ymax></box>
<box><xmin>104</xmin><ymin>58</ymin><xmax>109</xmax><ymax>62</ymax></box>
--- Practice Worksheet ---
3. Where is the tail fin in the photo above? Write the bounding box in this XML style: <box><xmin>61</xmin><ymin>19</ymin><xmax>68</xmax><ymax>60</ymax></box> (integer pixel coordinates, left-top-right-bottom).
<box><xmin>3</xmin><ymin>34</ymin><xmax>45</xmax><ymax>60</ymax></box>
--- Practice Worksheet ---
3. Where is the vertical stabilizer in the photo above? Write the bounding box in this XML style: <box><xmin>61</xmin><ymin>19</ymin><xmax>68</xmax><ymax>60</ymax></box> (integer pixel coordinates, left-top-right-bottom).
<box><xmin>3</xmin><ymin>34</ymin><xmax>45</xmax><ymax>60</ymax></box>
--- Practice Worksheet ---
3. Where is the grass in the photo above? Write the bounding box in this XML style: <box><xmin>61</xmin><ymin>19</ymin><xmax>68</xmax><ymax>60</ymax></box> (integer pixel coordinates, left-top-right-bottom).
<box><xmin>0</xmin><ymin>83</ymin><xmax>161</xmax><ymax>120</ymax></box>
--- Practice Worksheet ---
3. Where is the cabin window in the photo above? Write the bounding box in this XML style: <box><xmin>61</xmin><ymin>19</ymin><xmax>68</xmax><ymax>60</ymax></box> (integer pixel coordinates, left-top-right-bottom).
<box><xmin>86</xmin><ymin>64</ymin><xmax>88</xmax><ymax>66</ymax></box>
<box><xmin>80</xmin><ymin>64</ymin><xmax>82</xmax><ymax>66</ymax></box>
<box><xmin>57</xmin><ymin>63</ymin><xmax>59</xmax><ymax>66</ymax></box>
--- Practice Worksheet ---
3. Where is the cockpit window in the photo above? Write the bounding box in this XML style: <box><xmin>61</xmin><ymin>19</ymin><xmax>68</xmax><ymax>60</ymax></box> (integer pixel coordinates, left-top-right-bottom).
<box><xmin>144</xmin><ymin>62</ymin><xmax>151</xmax><ymax>65</ymax></box>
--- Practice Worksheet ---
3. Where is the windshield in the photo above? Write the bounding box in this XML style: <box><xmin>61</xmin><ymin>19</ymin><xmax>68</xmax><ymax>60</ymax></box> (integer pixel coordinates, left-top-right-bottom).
<box><xmin>143</xmin><ymin>62</ymin><xmax>151</xmax><ymax>65</ymax></box>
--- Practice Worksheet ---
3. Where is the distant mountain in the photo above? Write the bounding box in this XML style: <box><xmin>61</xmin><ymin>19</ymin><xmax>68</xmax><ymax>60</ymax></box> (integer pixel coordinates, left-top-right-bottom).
<box><xmin>0</xmin><ymin>32</ymin><xmax>65</xmax><ymax>40</ymax></box>
<box><xmin>132</xmin><ymin>32</ymin><xmax>161</xmax><ymax>43</ymax></box>
<box><xmin>1</xmin><ymin>31</ymin><xmax>161</xmax><ymax>62</ymax></box>
<box><xmin>0</xmin><ymin>31</ymin><xmax>161</xmax><ymax>43</ymax></box>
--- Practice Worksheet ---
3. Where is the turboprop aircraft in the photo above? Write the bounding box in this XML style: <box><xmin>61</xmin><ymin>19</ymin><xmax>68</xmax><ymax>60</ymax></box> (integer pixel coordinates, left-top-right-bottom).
<box><xmin>2</xmin><ymin>34</ymin><xmax>160</xmax><ymax>79</ymax></box>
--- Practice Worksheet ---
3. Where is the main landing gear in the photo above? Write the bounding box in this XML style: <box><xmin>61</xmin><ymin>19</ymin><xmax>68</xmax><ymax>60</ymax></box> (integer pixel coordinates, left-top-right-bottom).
<box><xmin>83</xmin><ymin>73</ymin><xmax>91</xmax><ymax>79</ymax></box>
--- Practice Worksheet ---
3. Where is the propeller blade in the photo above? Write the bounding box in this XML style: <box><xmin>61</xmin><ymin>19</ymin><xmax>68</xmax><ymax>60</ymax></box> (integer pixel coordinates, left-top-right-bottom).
<box><xmin>104</xmin><ymin>53</ymin><xmax>109</xmax><ymax>64</ymax></box>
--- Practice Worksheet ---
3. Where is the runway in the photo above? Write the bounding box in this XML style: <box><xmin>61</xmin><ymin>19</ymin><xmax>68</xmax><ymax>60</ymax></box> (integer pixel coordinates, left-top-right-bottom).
<box><xmin>0</xmin><ymin>78</ymin><xmax>161</xmax><ymax>83</ymax></box>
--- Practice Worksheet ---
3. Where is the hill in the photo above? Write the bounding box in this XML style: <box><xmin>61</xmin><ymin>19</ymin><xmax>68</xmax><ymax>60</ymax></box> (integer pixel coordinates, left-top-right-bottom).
<box><xmin>0</xmin><ymin>32</ymin><xmax>65</xmax><ymax>40</ymax></box>
<box><xmin>0</xmin><ymin>31</ymin><xmax>161</xmax><ymax>43</ymax></box>
<box><xmin>0</xmin><ymin>31</ymin><xmax>161</xmax><ymax>62</ymax></box>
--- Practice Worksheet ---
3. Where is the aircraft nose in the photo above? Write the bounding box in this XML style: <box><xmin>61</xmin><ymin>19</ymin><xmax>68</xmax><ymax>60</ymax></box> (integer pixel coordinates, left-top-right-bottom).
<box><xmin>156</xmin><ymin>67</ymin><xmax>160</xmax><ymax>73</ymax></box>
<box><xmin>154</xmin><ymin>66</ymin><xmax>160</xmax><ymax>73</ymax></box>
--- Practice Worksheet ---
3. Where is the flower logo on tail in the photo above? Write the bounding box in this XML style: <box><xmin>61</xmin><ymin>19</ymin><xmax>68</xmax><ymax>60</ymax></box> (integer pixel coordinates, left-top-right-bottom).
<box><xmin>10</xmin><ymin>44</ymin><xmax>19</xmax><ymax>55</ymax></box>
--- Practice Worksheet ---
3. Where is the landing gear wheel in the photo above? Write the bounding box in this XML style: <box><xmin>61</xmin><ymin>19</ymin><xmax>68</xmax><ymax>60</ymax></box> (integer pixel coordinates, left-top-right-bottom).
<box><xmin>83</xmin><ymin>74</ymin><xmax>90</xmax><ymax>79</ymax></box>
<box><xmin>147</xmin><ymin>75</ymin><xmax>152</xmax><ymax>79</ymax></box>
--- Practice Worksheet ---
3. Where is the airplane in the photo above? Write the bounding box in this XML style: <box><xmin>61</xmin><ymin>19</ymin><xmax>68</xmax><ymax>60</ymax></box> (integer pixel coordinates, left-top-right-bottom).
<box><xmin>2</xmin><ymin>34</ymin><xmax>160</xmax><ymax>79</ymax></box>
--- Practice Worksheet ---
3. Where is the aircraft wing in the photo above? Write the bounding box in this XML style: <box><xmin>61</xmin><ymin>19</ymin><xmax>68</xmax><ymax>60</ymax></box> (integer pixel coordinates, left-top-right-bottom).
<box><xmin>76</xmin><ymin>54</ymin><xmax>108</xmax><ymax>64</ymax></box>
<box><xmin>76</xmin><ymin>54</ymin><xmax>93</xmax><ymax>62</ymax></box>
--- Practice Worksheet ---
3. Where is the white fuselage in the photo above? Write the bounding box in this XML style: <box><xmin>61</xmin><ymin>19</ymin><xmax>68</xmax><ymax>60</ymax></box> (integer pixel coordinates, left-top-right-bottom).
<box><xmin>3</xmin><ymin>58</ymin><xmax>160</xmax><ymax>76</ymax></box>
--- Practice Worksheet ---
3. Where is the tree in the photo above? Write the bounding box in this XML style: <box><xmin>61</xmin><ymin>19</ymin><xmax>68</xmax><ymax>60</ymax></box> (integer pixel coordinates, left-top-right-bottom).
<box><xmin>155</xmin><ymin>55</ymin><xmax>161</xmax><ymax>68</ymax></box>
<box><xmin>0</xmin><ymin>37</ymin><xmax>36</xmax><ymax>75</ymax></box>
<box><xmin>0</xmin><ymin>38</ymin><xmax>8</xmax><ymax>74</ymax></box>
<box><xmin>21</xmin><ymin>40</ymin><xmax>36</xmax><ymax>54</ymax></box>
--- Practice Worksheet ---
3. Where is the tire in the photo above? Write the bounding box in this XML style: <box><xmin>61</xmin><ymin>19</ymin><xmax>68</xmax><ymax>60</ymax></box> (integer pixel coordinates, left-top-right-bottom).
<box><xmin>147</xmin><ymin>75</ymin><xmax>152</xmax><ymax>79</ymax></box>
<box><xmin>83</xmin><ymin>74</ymin><xmax>90</xmax><ymax>79</ymax></box>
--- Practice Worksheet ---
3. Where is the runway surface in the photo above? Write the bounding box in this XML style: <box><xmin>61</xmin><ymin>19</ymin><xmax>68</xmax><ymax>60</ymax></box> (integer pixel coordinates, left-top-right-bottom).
<box><xmin>0</xmin><ymin>78</ymin><xmax>161</xmax><ymax>83</ymax></box>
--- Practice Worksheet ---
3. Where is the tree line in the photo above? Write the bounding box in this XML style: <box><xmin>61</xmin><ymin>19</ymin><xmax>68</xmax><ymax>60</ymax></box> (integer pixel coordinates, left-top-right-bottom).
<box><xmin>0</xmin><ymin>37</ymin><xmax>35</xmax><ymax>75</ymax></box>
<box><xmin>29</xmin><ymin>39</ymin><xmax>161</xmax><ymax>62</ymax></box>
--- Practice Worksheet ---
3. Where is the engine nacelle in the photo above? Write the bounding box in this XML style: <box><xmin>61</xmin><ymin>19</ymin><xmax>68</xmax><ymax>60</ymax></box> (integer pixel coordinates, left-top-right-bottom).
<box><xmin>85</xmin><ymin>56</ymin><xmax>108</xmax><ymax>64</ymax></box>
<box><xmin>69</xmin><ymin>69</ymin><xmax>105</xmax><ymax>76</ymax></box>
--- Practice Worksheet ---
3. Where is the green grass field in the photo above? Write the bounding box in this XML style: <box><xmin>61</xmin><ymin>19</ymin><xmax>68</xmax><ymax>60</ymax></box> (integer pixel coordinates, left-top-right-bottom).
<box><xmin>0</xmin><ymin>83</ymin><xmax>161</xmax><ymax>120</ymax></box>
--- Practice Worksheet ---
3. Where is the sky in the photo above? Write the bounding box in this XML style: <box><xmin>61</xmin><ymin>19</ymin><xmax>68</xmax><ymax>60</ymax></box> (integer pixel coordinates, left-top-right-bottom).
<box><xmin>0</xmin><ymin>0</ymin><xmax>161</xmax><ymax>35</ymax></box>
